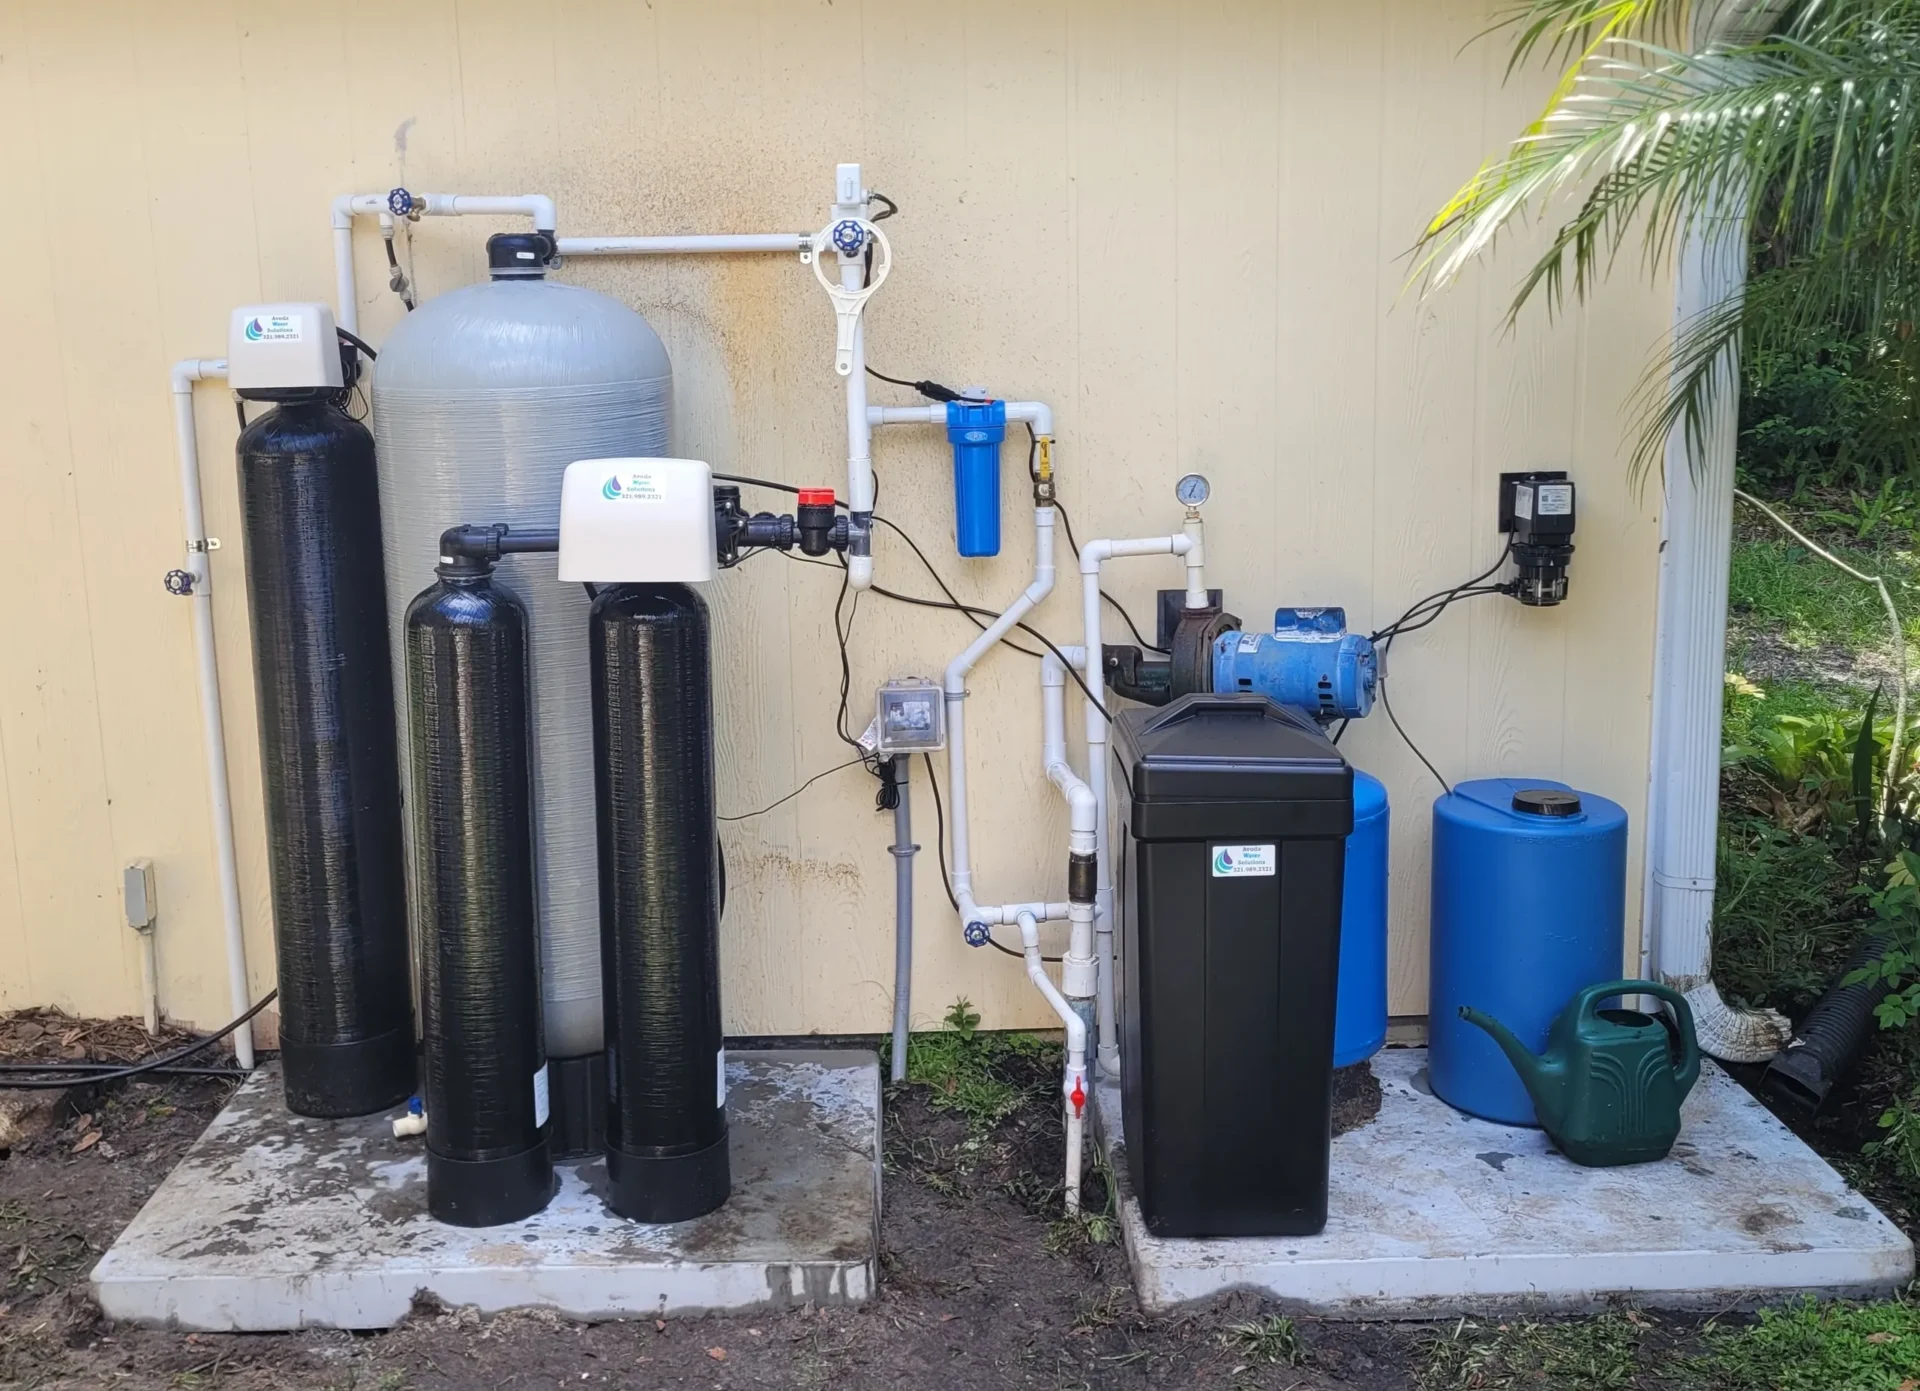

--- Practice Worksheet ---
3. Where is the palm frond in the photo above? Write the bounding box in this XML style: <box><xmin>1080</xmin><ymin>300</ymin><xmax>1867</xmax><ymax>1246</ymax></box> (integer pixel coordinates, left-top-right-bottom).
<box><xmin>1419</xmin><ymin>22</ymin><xmax>1920</xmax><ymax>313</ymax></box>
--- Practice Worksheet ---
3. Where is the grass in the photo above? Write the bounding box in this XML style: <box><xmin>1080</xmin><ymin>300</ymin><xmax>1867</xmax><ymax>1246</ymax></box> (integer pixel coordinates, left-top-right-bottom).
<box><xmin>1221</xmin><ymin>1313</ymin><xmax>1306</xmax><ymax>1368</ymax></box>
<box><xmin>1728</xmin><ymin>536</ymin><xmax>1920</xmax><ymax>657</ymax></box>
<box><xmin>1688</xmin><ymin>1296</ymin><xmax>1920</xmax><ymax>1391</ymax></box>
<box><xmin>1713</xmin><ymin>808</ymin><xmax>1869</xmax><ymax>1012</ymax></box>
<box><xmin>1421</xmin><ymin>1313</ymin><xmax>1648</xmax><ymax>1390</ymax></box>
<box><xmin>1418</xmin><ymin>1302</ymin><xmax>1920</xmax><ymax>1391</ymax></box>
<box><xmin>890</xmin><ymin>1018</ymin><xmax>1058</xmax><ymax>1138</ymax></box>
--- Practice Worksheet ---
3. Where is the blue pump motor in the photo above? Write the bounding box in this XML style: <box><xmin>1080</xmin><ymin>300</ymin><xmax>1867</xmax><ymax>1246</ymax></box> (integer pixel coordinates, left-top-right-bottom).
<box><xmin>946</xmin><ymin>399</ymin><xmax>1006</xmax><ymax>557</ymax></box>
<box><xmin>1212</xmin><ymin>608</ymin><xmax>1378</xmax><ymax>721</ymax></box>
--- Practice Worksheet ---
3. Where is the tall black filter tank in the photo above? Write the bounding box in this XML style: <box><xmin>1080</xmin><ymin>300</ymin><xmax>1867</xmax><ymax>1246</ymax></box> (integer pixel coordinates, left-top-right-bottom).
<box><xmin>592</xmin><ymin>583</ymin><xmax>730</xmax><ymax>1222</ymax></box>
<box><xmin>238</xmin><ymin>400</ymin><xmax>415</xmax><ymax>1117</ymax></box>
<box><xmin>406</xmin><ymin>569</ymin><xmax>553</xmax><ymax>1226</ymax></box>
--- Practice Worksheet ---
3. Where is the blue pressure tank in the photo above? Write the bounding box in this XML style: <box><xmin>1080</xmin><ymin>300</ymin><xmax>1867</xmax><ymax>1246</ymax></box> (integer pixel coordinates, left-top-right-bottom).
<box><xmin>946</xmin><ymin>399</ymin><xmax>1005</xmax><ymax>557</ymax></box>
<box><xmin>1428</xmin><ymin>778</ymin><xmax>1629</xmax><ymax>1126</ymax></box>
<box><xmin>1334</xmin><ymin>770</ymin><xmax>1389</xmax><ymax>1068</ymax></box>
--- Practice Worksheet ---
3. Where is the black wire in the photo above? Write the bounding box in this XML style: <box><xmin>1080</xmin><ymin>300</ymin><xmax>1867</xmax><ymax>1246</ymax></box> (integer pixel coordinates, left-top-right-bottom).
<box><xmin>1370</xmin><ymin>545</ymin><xmax>1512</xmax><ymax>647</ymax></box>
<box><xmin>1022</xmin><ymin>425</ymin><xmax>1164</xmax><ymax>654</ymax></box>
<box><xmin>870</xmin><ymin>191</ymin><xmax>899</xmax><ymax>221</ymax></box>
<box><xmin>915</xmin><ymin>753</ymin><xmax>1060</xmax><ymax>960</ymax></box>
<box><xmin>1379</xmin><ymin>678</ymin><xmax>1451</xmax><ymax>797</ymax></box>
<box><xmin>335</xmin><ymin>327</ymin><xmax>378</xmax><ymax>362</ymax></box>
<box><xmin>0</xmin><ymin>991</ymin><xmax>279</xmax><ymax>1089</ymax></box>
<box><xmin>865</xmin><ymin>366</ymin><xmax>963</xmax><ymax>403</ymax></box>
<box><xmin>923</xmin><ymin>752</ymin><xmax>959</xmax><ymax>912</ymax></box>
<box><xmin>718</xmin><ymin>757</ymin><xmax>868</xmax><ymax>822</ymax></box>
<box><xmin>234</xmin><ymin>399</ymin><xmax>247</xmax><ymax>432</ymax></box>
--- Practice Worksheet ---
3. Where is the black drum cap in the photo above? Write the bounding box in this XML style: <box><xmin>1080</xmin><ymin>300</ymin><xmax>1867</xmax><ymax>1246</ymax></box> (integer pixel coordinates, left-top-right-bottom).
<box><xmin>1513</xmin><ymin>788</ymin><xmax>1582</xmax><ymax>816</ymax></box>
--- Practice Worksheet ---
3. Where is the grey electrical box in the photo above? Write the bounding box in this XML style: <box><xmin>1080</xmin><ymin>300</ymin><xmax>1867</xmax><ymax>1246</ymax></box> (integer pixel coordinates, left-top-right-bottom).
<box><xmin>875</xmin><ymin>677</ymin><xmax>945</xmax><ymax>756</ymax></box>
<box><xmin>124</xmin><ymin>859</ymin><xmax>157</xmax><ymax>931</ymax></box>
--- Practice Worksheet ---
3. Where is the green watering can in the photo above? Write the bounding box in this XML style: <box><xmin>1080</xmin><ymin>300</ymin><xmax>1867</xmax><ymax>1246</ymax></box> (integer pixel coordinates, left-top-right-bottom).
<box><xmin>1458</xmin><ymin>980</ymin><xmax>1701</xmax><ymax>1167</ymax></box>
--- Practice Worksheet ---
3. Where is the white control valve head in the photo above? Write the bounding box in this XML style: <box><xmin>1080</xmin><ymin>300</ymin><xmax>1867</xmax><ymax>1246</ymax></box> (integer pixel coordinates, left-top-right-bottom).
<box><xmin>558</xmin><ymin>458</ymin><xmax>717</xmax><ymax>584</ymax></box>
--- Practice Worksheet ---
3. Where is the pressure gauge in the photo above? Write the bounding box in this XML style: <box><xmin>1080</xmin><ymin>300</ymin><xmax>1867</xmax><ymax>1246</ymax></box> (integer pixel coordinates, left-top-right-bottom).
<box><xmin>1175</xmin><ymin>473</ymin><xmax>1211</xmax><ymax>508</ymax></box>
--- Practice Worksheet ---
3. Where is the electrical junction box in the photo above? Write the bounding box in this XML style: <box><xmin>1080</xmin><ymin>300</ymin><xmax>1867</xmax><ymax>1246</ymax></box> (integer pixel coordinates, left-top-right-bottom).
<box><xmin>227</xmin><ymin>303</ymin><xmax>343</xmax><ymax>395</ymax></box>
<box><xmin>874</xmin><ymin>678</ymin><xmax>945</xmax><ymax>756</ymax></box>
<box><xmin>558</xmin><ymin>458</ymin><xmax>717</xmax><ymax>584</ymax></box>
<box><xmin>124</xmin><ymin>859</ymin><xmax>156</xmax><ymax>932</ymax></box>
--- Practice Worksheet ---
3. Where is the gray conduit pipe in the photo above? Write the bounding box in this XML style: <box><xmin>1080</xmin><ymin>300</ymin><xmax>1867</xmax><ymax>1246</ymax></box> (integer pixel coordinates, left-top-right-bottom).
<box><xmin>889</xmin><ymin>759</ymin><xmax>917</xmax><ymax>1083</ymax></box>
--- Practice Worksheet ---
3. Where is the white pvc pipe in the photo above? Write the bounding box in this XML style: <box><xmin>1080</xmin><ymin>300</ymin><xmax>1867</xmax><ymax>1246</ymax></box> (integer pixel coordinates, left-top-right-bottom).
<box><xmin>867</xmin><ymin>400</ymin><xmax>1055</xmax><ymax>435</ymax></box>
<box><xmin>944</xmin><ymin>508</ymin><xmax>1057</xmax><ymax>929</ymax></box>
<box><xmin>1077</xmin><ymin>534</ymin><xmax>1196</xmax><ymax>1076</ymax></box>
<box><xmin>330</xmin><ymin>191</ymin><xmax>557</xmax><ymax>335</ymax></box>
<box><xmin>1017</xmin><ymin>909</ymin><xmax>1087</xmax><ymax>1213</ymax></box>
<box><xmin>841</xmin><ymin>252</ymin><xmax>875</xmax><ymax>590</ymax></box>
<box><xmin>1042</xmin><ymin>652</ymin><xmax>1099</xmax><ymax>1012</ymax></box>
<box><xmin>170</xmin><ymin>358</ymin><xmax>255</xmax><ymax>1069</ymax></box>
<box><xmin>556</xmin><ymin>233</ymin><xmax>807</xmax><ymax>256</ymax></box>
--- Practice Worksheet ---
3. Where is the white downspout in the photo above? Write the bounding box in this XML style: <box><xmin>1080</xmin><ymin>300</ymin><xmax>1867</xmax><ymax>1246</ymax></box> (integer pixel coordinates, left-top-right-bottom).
<box><xmin>170</xmin><ymin>359</ymin><xmax>255</xmax><ymax>1069</ymax></box>
<box><xmin>1641</xmin><ymin>122</ymin><xmax>1793</xmax><ymax>1062</ymax></box>
<box><xmin>1078</xmin><ymin>534</ymin><xmax>1198</xmax><ymax>1076</ymax></box>
<box><xmin>1017</xmin><ymin>908</ymin><xmax>1087</xmax><ymax>1212</ymax></box>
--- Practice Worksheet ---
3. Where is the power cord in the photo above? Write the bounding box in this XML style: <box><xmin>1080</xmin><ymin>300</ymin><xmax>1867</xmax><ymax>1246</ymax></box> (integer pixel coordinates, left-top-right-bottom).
<box><xmin>1359</xmin><ymin>546</ymin><xmax>1516</xmax><ymax>792</ymax></box>
<box><xmin>1022</xmin><ymin>424</ymin><xmax>1164</xmax><ymax>653</ymax></box>
<box><xmin>719</xmin><ymin>757</ymin><xmax>869</xmax><ymax>822</ymax></box>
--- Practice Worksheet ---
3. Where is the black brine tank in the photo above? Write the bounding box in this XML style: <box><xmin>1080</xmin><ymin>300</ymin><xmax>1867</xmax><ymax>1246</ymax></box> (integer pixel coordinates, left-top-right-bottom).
<box><xmin>237</xmin><ymin>400</ymin><xmax>414</xmax><ymax>1116</ymax></box>
<box><xmin>593</xmin><ymin>582</ymin><xmax>731</xmax><ymax>1222</ymax></box>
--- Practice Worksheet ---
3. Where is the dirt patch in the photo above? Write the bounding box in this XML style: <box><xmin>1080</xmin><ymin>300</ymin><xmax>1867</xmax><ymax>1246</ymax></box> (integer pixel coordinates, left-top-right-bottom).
<box><xmin>1726</xmin><ymin>620</ymin><xmax>1899</xmax><ymax>694</ymax></box>
<box><xmin>0</xmin><ymin>1017</ymin><xmax>1880</xmax><ymax>1391</ymax></box>
<box><xmin>0</xmin><ymin>1024</ymin><xmax>1439</xmax><ymax>1390</ymax></box>
<box><xmin>1332</xmin><ymin>1062</ymin><xmax>1383</xmax><ymax>1138</ymax></box>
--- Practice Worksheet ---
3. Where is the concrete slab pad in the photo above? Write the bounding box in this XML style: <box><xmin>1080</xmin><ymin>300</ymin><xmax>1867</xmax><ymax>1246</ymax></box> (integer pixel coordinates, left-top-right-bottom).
<box><xmin>1095</xmin><ymin>1047</ymin><xmax>1913</xmax><ymax>1318</ymax></box>
<box><xmin>92</xmin><ymin>1050</ymin><xmax>879</xmax><ymax>1330</ymax></box>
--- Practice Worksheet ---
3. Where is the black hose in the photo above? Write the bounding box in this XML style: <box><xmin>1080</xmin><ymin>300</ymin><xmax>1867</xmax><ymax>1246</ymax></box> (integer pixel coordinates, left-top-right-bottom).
<box><xmin>0</xmin><ymin>991</ymin><xmax>278</xmax><ymax>1089</ymax></box>
<box><xmin>1762</xmin><ymin>936</ymin><xmax>1893</xmax><ymax>1112</ymax></box>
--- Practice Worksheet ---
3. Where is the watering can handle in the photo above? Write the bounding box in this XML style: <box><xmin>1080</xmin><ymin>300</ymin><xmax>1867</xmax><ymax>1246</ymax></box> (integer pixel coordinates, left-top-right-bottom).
<box><xmin>1570</xmin><ymin>979</ymin><xmax>1701</xmax><ymax>1094</ymax></box>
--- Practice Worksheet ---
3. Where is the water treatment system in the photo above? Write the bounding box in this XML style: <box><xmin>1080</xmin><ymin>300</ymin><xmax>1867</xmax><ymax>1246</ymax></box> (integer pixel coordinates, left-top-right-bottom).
<box><xmin>165</xmin><ymin>162</ymin><xmax>1606</xmax><ymax>1233</ymax></box>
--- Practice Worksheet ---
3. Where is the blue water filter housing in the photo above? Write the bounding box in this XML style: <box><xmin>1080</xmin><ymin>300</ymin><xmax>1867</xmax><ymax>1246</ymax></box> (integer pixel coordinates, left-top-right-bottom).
<box><xmin>946</xmin><ymin>399</ymin><xmax>1006</xmax><ymax>557</ymax></box>
<box><xmin>1335</xmin><ymin>770</ymin><xmax>1390</xmax><ymax>1068</ymax></box>
<box><xmin>1428</xmin><ymin>778</ymin><xmax>1629</xmax><ymax>1126</ymax></box>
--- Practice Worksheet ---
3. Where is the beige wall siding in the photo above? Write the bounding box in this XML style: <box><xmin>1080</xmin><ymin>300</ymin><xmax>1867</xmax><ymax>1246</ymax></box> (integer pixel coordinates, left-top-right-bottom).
<box><xmin>0</xmin><ymin>0</ymin><xmax>1668</xmax><ymax>1035</ymax></box>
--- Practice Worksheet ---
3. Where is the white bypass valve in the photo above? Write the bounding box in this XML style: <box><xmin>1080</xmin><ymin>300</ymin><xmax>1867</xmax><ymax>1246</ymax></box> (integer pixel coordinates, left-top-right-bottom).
<box><xmin>811</xmin><ymin>218</ymin><xmax>890</xmax><ymax>376</ymax></box>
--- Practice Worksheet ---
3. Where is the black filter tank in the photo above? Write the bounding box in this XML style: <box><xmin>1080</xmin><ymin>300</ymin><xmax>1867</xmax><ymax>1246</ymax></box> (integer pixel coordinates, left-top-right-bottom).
<box><xmin>238</xmin><ymin>400</ymin><xmax>414</xmax><ymax>1117</ymax></box>
<box><xmin>406</xmin><ymin>569</ymin><xmax>553</xmax><ymax>1226</ymax></box>
<box><xmin>592</xmin><ymin>583</ymin><xmax>730</xmax><ymax>1222</ymax></box>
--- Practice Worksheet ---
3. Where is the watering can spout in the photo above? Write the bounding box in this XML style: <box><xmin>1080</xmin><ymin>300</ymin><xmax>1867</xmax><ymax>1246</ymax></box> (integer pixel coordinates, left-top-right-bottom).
<box><xmin>1459</xmin><ymin>1005</ymin><xmax>1566</xmax><ymax>1131</ymax></box>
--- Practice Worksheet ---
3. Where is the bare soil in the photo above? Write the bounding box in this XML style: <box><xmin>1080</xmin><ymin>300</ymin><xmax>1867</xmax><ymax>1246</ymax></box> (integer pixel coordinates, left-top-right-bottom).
<box><xmin>0</xmin><ymin>1025</ymin><xmax>1443</xmax><ymax>1391</ymax></box>
<box><xmin>0</xmin><ymin>1018</ymin><xmax>1852</xmax><ymax>1391</ymax></box>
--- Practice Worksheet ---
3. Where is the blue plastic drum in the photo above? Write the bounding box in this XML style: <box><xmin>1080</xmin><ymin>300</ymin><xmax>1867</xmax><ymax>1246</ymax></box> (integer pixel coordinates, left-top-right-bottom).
<box><xmin>1334</xmin><ymin>770</ymin><xmax>1389</xmax><ymax>1068</ymax></box>
<box><xmin>1428</xmin><ymin>778</ymin><xmax>1628</xmax><ymax>1126</ymax></box>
